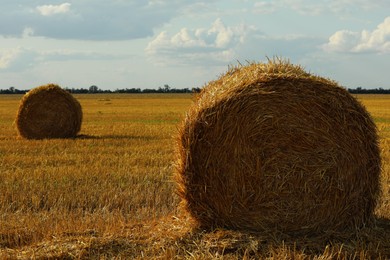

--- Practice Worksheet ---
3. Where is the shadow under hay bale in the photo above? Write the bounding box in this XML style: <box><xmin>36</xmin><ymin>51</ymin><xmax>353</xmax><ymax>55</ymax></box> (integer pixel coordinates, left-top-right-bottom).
<box><xmin>175</xmin><ymin>59</ymin><xmax>381</xmax><ymax>235</ymax></box>
<box><xmin>15</xmin><ymin>84</ymin><xmax>83</xmax><ymax>139</ymax></box>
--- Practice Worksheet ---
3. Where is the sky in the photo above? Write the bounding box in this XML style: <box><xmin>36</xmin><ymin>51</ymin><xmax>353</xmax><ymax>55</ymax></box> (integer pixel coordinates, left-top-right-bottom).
<box><xmin>0</xmin><ymin>0</ymin><xmax>390</xmax><ymax>90</ymax></box>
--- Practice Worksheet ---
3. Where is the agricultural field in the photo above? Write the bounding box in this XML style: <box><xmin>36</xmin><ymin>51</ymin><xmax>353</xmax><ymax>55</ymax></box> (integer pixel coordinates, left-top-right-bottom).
<box><xmin>0</xmin><ymin>93</ymin><xmax>389</xmax><ymax>259</ymax></box>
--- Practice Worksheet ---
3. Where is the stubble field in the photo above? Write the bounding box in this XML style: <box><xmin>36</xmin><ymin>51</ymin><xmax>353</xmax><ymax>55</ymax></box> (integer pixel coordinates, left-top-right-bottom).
<box><xmin>0</xmin><ymin>93</ymin><xmax>389</xmax><ymax>259</ymax></box>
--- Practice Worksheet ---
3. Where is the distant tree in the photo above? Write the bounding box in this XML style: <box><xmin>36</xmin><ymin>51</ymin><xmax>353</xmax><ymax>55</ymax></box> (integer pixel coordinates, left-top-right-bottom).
<box><xmin>89</xmin><ymin>85</ymin><xmax>99</xmax><ymax>93</ymax></box>
<box><xmin>143</xmin><ymin>88</ymin><xmax>158</xmax><ymax>93</ymax></box>
<box><xmin>348</xmin><ymin>87</ymin><xmax>390</xmax><ymax>94</ymax></box>
<box><xmin>192</xmin><ymin>87</ymin><xmax>202</xmax><ymax>93</ymax></box>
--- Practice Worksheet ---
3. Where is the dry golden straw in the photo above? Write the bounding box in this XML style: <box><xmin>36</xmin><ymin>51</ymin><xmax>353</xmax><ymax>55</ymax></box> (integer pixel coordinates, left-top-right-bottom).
<box><xmin>175</xmin><ymin>59</ymin><xmax>381</xmax><ymax>235</ymax></box>
<box><xmin>16</xmin><ymin>84</ymin><xmax>82</xmax><ymax>139</ymax></box>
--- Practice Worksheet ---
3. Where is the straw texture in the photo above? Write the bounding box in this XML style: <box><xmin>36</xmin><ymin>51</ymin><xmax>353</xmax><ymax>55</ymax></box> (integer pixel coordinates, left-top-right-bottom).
<box><xmin>175</xmin><ymin>59</ymin><xmax>381</xmax><ymax>235</ymax></box>
<box><xmin>16</xmin><ymin>84</ymin><xmax>82</xmax><ymax>139</ymax></box>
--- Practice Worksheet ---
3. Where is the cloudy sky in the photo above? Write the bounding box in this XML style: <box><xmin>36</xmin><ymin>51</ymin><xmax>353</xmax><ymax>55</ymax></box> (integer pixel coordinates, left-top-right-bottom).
<box><xmin>0</xmin><ymin>0</ymin><xmax>389</xmax><ymax>90</ymax></box>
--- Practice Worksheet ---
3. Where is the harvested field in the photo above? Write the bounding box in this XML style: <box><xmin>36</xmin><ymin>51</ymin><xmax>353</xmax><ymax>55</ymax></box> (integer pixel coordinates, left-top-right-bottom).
<box><xmin>0</xmin><ymin>93</ymin><xmax>389</xmax><ymax>259</ymax></box>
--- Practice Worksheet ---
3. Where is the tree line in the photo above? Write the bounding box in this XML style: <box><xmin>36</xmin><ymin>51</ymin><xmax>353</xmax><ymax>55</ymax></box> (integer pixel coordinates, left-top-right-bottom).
<box><xmin>0</xmin><ymin>85</ymin><xmax>389</xmax><ymax>95</ymax></box>
<box><xmin>347</xmin><ymin>87</ymin><xmax>390</xmax><ymax>94</ymax></box>
<box><xmin>0</xmin><ymin>85</ymin><xmax>201</xmax><ymax>94</ymax></box>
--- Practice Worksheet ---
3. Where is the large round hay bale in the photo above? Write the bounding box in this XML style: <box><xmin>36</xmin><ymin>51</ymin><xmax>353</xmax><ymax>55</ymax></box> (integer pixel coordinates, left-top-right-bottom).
<box><xmin>16</xmin><ymin>84</ymin><xmax>82</xmax><ymax>139</ymax></box>
<box><xmin>175</xmin><ymin>59</ymin><xmax>381</xmax><ymax>234</ymax></box>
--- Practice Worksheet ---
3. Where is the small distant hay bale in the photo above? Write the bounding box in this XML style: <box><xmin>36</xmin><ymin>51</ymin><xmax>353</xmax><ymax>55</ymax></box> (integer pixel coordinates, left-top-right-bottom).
<box><xmin>175</xmin><ymin>59</ymin><xmax>381</xmax><ymax>234</ymax></box>
<box><xmin>16</xmin><ymin>84</ymin><xmax>82</xmax><ymax>139</ymax></box>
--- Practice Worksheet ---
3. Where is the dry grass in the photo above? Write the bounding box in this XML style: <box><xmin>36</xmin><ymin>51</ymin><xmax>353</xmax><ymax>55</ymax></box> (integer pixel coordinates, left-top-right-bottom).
<box><xmin>0</xmin><ymin>93</ymin><xmax>389</xmax><ymax>259</ymax></box>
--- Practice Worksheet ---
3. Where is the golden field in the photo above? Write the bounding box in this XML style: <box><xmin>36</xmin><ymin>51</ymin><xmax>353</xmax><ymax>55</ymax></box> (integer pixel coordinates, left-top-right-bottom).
<box><xmin>0</xmin><ymin>93</ymin><xmax>389</xmax><ymax>259</ymax></box>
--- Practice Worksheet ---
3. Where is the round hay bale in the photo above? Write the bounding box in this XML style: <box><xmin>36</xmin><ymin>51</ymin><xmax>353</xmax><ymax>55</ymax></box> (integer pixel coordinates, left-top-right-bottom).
<box><xmin>175</xmin><ymin>59</ymin><xmax>381</xmax><ymax>234</ymax></box>
<box><xmin>16</xmin><ymin>84</ymin><xmax>82</xmax><ymax>139</ymax></box>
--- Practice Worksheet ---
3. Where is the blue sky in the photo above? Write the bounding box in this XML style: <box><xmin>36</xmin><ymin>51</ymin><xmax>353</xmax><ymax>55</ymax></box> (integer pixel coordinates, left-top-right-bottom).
<box><xmin>0</xmin><ymin>0</ymin><xmax>389</xmax><ymax>90</ymax></box>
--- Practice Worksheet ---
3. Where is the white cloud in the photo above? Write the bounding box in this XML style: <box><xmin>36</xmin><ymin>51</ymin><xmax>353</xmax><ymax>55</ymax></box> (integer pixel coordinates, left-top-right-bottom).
<box><xmin>22</xmin><ymin>27</ymin><xmax>35</xmax><ymax>38</ymax></box>
<box><xmin>328</xmin><ymin>0</ymin><xmax>389</xmax><ymax>11</ymax></box>
<box><xmin>0</xmin><ymin>46</ymin><xmax>128</xmax><ymax>72</ymax></box>
<box><xmin>323</xmin><ymin>30</ymin><xmax>362</xmax><ymax>52</ymax></box>
<box><xmin>208</xmin><ymin>19</ymin><xmax>236</xmax><ymax>48</ymax></box>
<box><xmin>0</xmin><ymin>1</ymin><xmax>211</xmax><ymax>40</ymax></box>
<box><xmin>1</xmin><ymin>0</ymin><xmax>388</xmax><ymax>42</ymax></box>
<box><xmin>146</xmin><ymin>17</ymin><xmax>325</xmax><ymax>67</ymax></box>
<box><xmin>147</xmin><ymin>0</ymin><xmax>165</xmax><ymax>7</ymax></box>
<box><xmin>286</xmin><ymin>0</ymin><xmax>324</xmax><ymax>16</ymax></box>
<box><xmin>41</xmin><ymin>49</ymin><xmax>131</xmax><ymax>61</ymax></box>
<box><xmin>146</xmin><ymin>18</ymin><xmax>251</xmax><ymax>65</ymax></box>
<box><xmin>253</xmin><ymin>1</ymin><xmax>278</xmax><ymax>14</ymax></box>
<box><xmin>171</xmin><ymin>28</ymin><xmax>206</xmax><ymax>48</ymax></box>
<box><xmin>323</xmin><ymin>17</ymin><xmax>390</xmax><ymax>53</ymax></box>
<box><xmin>0</xmin><ymin>49</ymin><xmax>19</xmax><ymax>69</ymax></box>
<box><xmin>0</xmin><ymin>48</ymin><xmax>37</xmax><ymax>71</ymax></box>
<box><xmin>252</xmin><ymin>0</ymin><xmax>390</xmax><ymax>16</ymax></box>
<box><xmin>36</xmin><ymin>3</ymin><xmax>71</xmax><ymax>16</ymax></box>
